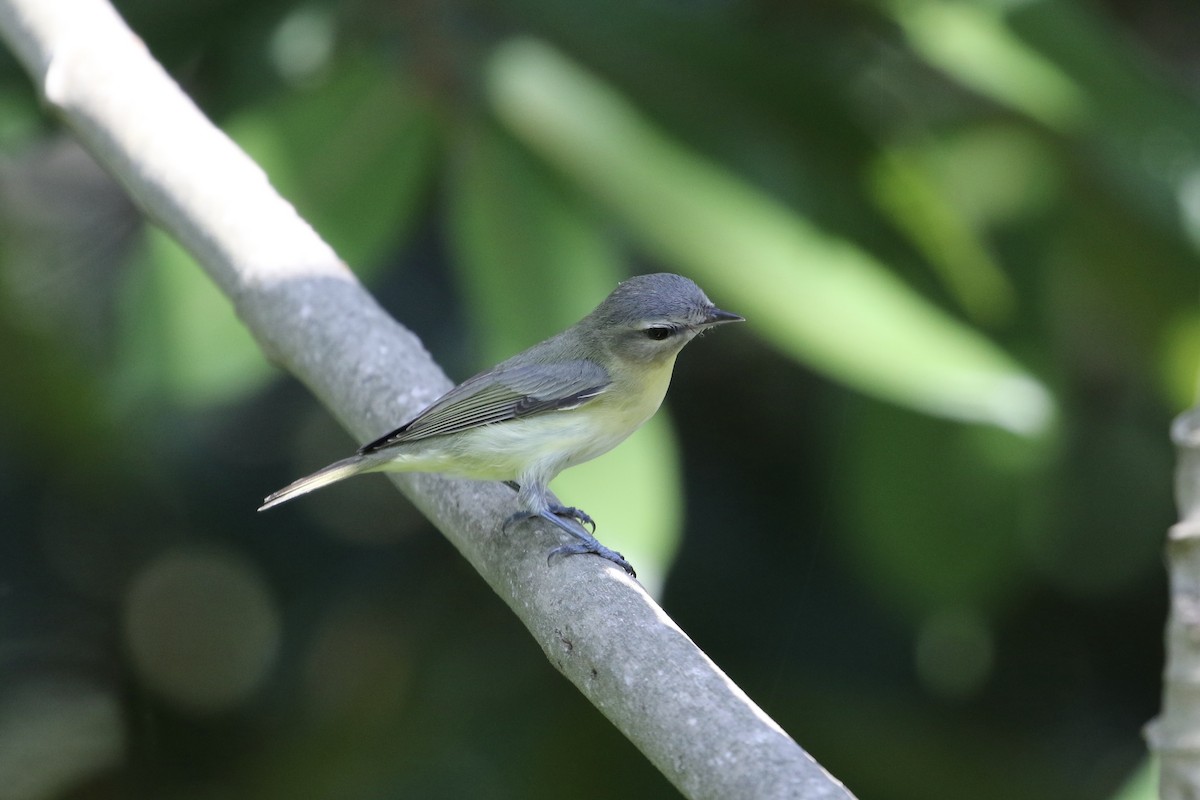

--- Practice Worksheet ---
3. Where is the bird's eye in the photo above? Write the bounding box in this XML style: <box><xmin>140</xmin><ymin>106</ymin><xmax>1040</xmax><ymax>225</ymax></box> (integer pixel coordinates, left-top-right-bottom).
<box><xmin>644</xmin><ymin>326</ymin><xmax>672</xmax><ymax>341</ymax></box>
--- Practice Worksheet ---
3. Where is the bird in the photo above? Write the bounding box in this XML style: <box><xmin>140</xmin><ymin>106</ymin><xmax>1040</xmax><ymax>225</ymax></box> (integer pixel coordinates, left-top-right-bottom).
<box><xmin>259</xmin><ymin>272</ymin><xmax>743</xmax><ymax>575</ymax></box>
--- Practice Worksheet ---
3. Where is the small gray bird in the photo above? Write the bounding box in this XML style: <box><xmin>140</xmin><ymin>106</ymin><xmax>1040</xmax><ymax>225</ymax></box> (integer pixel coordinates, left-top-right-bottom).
<box><xmin>260</xmin><ymin>272</ymin><xmax>742</xmax><ymax>575</ymax></box>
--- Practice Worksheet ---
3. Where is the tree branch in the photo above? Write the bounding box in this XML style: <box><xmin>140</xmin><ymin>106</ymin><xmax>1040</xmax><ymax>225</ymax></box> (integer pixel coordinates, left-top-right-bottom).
<box><xmin>1148</xmin><ymin>407</ymin><xmax>1200</xmax><ymax>799</ymax></box>
<box><xmin>0</xmin><ymin>2</ymin><xmax>854</xmax><ymax>797</ymax></box>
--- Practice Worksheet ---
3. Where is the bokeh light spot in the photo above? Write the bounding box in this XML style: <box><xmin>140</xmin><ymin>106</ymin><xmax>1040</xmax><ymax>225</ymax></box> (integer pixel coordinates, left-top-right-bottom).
<box><xmin>0</xmin><ymin>678</ymin><xmax>123</xmax><ymax>800</ymax></box>
<box><xmin>914</xmin><ymin>608</ymin><xmax>995</xmax><ymax>701</ymax></box>
<box><xmin>269</xmin><ymin>5</ymin><xmax>335</xmax><ymax>84</ymax></box>
<box><xmin>123</xmin><ymin>548</ymin><xmax>281</xmax><ymax>714</ymax></box>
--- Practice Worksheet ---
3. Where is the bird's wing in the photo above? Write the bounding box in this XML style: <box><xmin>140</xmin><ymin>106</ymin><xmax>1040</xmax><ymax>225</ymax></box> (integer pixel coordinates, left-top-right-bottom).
<box><xmin>358</xmin><ymin>359</ymin><xmax>610</xmax><ymax>453</ymax></box>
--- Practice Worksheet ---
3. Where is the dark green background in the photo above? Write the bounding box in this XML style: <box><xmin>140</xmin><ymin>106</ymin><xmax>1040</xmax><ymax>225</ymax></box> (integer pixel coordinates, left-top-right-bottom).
<box><xmin>0</xmin><ymin>1</ymin><xmax>1194</xmax><ymax>798</ymax></box>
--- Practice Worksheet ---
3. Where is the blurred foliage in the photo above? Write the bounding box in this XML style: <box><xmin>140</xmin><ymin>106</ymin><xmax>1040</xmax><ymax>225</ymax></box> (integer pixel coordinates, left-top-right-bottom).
<box><xmin>0</xmin><ymin>0</ymin><xmax>1196</xmax><ymax>798</ymax></box>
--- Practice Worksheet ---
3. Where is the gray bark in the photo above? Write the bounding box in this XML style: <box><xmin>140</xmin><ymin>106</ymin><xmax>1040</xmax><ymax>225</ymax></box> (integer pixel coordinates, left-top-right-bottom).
<box><xmin>1148</xmin><ymin>408</ymin><xmax>1200</xmax><ymax>799</ymax></box>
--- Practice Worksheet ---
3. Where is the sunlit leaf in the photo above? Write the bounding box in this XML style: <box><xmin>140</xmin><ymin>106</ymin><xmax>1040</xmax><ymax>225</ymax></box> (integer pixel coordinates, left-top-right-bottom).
<box><xmin>445</xmin><ymin>120</ymin><xmax>683</xmax><ymax>589</ymax></box>
<box><xmin>487</xmin><ymin>38</ymin><xmax>1055</xmax><ymax>435</ymax></box>
<box><xmin>1162</xmin><ymin>312</ymin><xmax>1200</xmax><ymax>411</ymax></box>
<box><xmin>915</xmin><ymin>124</ymin><xmax>1062</xmax><ymax>226</ymax></box>
<box><xmin>887</xmin><ymin>0</ymin><xmax>1088</xmax><ymax>132</ymax></box>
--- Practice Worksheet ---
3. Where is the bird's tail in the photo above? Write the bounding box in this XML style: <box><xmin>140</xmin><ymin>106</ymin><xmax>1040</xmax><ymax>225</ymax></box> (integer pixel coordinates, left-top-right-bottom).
<box><xmin>258</xmin><ymin>454</ymin><xmax>376</xmax><ymax>511</ymax></box>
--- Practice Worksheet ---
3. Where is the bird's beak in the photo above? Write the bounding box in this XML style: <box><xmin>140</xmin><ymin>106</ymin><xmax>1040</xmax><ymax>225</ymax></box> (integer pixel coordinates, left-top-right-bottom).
<box><xmin>702</xmin><ymin>307</ymin><xmax>745</xmax><ymax>326</ymax></box>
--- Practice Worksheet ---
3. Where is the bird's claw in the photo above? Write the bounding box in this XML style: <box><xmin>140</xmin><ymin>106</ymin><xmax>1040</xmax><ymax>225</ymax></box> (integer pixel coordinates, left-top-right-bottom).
<box><xmin>503</xmin><ymin>505</ymin><xmax>596</xmax><ymax>534</ymax></box>
<box><xmin>548</xmin><ymin>542</ymin><xmax>636</xmax><ymax>577</ymax></box>
<box><xmin>548</xmin><ymin>504</ymin><xmax>596</xmax><ymax>533</ymax></box>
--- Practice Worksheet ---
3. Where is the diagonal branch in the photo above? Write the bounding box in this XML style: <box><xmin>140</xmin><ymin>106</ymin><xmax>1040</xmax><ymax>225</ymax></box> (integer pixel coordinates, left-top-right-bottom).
<box><xmin>0</xmin><ymin>2</ymin><xmax>854</xmax><ymax>797</ymax></box>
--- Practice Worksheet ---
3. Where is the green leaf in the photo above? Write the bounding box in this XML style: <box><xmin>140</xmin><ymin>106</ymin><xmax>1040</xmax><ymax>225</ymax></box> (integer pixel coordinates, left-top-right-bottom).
<box><xmin>488</xmin><ymin>38</ymin><xmax>1055</xmax><ymax>435</ymax></box>
<box><xmin>868</xmin><ymin>147</ymin><xmax>1015</xmax><ymax>325</ymax></box>
<box><xmin>444</xmin><ymin>121</ymin><xmax>617</xmax><ymax>361</ymax></box>
<box><xmin>1107</xmin><ymin>759</ymin><xmax>1155</xmax><ymax>800</ymax></box>
<box><xmin>886</xmin><ymin>0</ymin><xmax>1088</xmax><ymax>132</ymax></box>
<box><xmin>1162</xmin><ymin>312</ymin><xmax>1200</xmax><ymax>411</ymax></box>
<box><xmin>225</xmin><ymin>54</ymin><xmax>440</xmax><ymax>278</ymax></box>
<box><xmin>835</xmin><ymin>402</ymin><xmax>1038</xmax><ymax>619</ymax></box>
<box><xmin>116</xmin><ymin>228</ymin><xmax>272</xmax><ymax>408</ymax></box>
<box><xmin>445</xmin><ymin>120</ymin><xmax>683</xmax><ymax>588</ymax></box>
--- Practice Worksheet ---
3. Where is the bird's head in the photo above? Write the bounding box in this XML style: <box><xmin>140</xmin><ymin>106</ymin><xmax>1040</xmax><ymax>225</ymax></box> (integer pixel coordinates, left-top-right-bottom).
<box><xmin>586</xmin><ymin>273</ymin><xmax>743</xmax><ymax>365</ymax></box>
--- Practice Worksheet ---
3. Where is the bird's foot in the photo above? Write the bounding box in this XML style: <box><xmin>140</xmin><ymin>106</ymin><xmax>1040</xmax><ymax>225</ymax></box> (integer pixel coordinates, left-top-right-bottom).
<box><xmin>503</xmin><ymin>507</ymin><xmax>635</xmax><ymax>577</ymax></box>
<box><xmin>549</xmin><ymin>541</ymin><xmax>635</xmax><ymax>577</ymax></box>
<box><xmin>538</xmin><ymin>509</ymin><xmax>634</xmax><ymax>576</ymax></box>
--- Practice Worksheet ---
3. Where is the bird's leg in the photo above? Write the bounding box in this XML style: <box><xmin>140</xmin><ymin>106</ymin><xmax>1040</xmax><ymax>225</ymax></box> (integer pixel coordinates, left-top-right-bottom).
<box><xmin>501</xmin><ymin>482</ymin><xmax>634</xmax><ymax>576</ymax></box>
<box><xmin>500</xmin><ymin>481</ymin><xmax>527</xmax><ymax>532</ymax></box>
<box><xmin>501</xmin><ymin>481</ymin><xmax>593</xmax><ymax>532</ymax></box>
